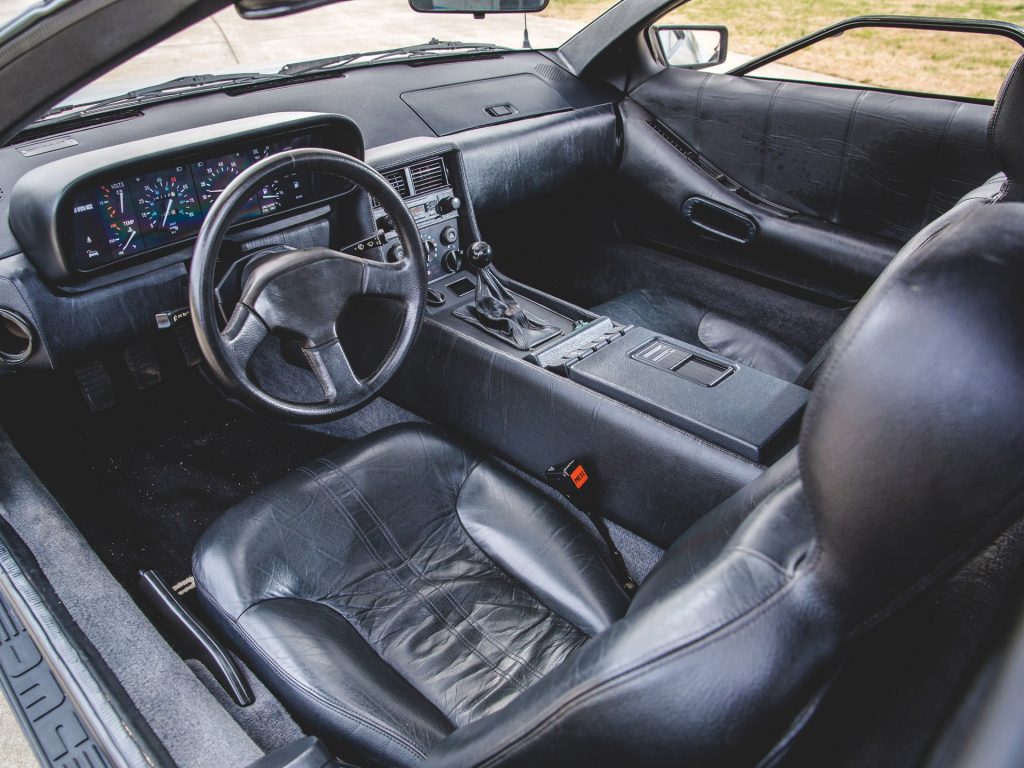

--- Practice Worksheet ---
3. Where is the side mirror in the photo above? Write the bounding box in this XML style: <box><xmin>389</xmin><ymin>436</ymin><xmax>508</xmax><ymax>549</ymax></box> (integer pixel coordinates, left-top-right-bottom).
<box><xmin>653</xmin><ymin>25</ymin><xmax>728</xmax><ymax>70</ymax></box>
<box><xmin>409</xmin><ymin>0</ymin><xmax>549</xmax><ymax>13</ymax></box>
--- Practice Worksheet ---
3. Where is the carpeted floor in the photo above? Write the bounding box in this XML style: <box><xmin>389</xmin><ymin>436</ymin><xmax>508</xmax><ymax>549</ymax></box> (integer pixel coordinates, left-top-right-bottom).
<box><xmin>0</xmin><ymin>365</ymin><xmax>338</xmax><ymax>595</ymax></box>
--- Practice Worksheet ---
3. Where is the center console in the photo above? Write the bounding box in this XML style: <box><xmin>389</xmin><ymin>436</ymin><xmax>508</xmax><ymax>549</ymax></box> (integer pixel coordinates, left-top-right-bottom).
<box><xmin>377</xmin><ymin>154</ymin><xmax>807</xmax><ymax>465</ymax></box>
<box><xmin>370</xmin><ymin>140</ymin><xmax>804</xmax><ymax>545</ymax></box>
<box><xmin>369</xmin><ymin>157</ymin><xmax>465</xmax><ymax>283</ymax></box>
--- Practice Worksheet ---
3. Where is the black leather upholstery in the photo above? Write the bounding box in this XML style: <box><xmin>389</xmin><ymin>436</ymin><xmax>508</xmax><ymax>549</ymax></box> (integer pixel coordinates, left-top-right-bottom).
<box><xmin>599</xmin><ymin>57</ymin><xmax>1024</xmax><ymax>384</ymax></box>
<box><xmin>591</xmin><ymin>288</ymin><xmax>807</xmax><ymax>381</ymax></box>
<box><xmin>629</xmin><ymin>68</ymin><xmax>995</xmax><ymax>244</ymax></box>
<box><xmin>423</xmin><ymin>202</ymin><xmax>1024</xmax><ymax>768</ymax></box>
<box><xmin>197</xmin><ymin>199</ymin><xmax>1024</xmax><ymax>767</ymax></box>
<box><xmin>193</xmin><ymin>424</ymin><xmax>629</xmax><ymax>768</ymax></box>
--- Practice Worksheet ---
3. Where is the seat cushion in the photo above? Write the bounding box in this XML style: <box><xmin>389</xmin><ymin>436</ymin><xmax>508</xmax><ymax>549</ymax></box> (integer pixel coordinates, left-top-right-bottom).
<box><xmin>193</xmin><ymin>424</ymin><xmax>630</xmax><ymax>768</ymax></box>
<box><xmin>592</xmin><ymin>288</ymin><xmax>808</xmax><ymax>381</ymax></box>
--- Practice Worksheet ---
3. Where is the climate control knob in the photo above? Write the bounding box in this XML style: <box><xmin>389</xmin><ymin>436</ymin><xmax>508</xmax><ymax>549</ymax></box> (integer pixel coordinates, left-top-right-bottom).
<box><xmin>442</xmin><ymin>249</ymin><xmax>462</xmax><ymax>273</ymax></box>
<box><xmin>422</xmin><ymin>239</ymin><xmax>437</xmax><ymax>262</ymax></box>
<box><xmin>440</xmin><ymin>226</ymin><xmax>457</xmax><ymax>245</ymax></box>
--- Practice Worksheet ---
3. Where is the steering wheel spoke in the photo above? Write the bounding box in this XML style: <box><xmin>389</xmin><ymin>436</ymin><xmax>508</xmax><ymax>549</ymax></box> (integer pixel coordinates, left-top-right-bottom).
<box><xmin>221</xmin><ymin>303</ymin><xmax>268</xmax><ymax>364</ymax></box>
<box><xmin>362</xmin><ymin>257</ymin><xmax>413</xmax><ymax>299</ymax></box>
<box><xmin>303</xmin><ymin>338</ymin><xmax>365</xmax><ymax>405</ymax></box>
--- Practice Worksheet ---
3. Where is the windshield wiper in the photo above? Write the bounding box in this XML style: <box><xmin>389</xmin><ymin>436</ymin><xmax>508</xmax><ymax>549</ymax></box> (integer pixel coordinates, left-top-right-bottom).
<box><xmin>37</xmin><ymin>72</ymin><xmax>285</xmax><ymax>122</ymax></box>
<box><xmin>35</xmin><ymin>42</ymin><xmax>508</xmax><ymax>126</ymax></box>
<box><xmin>279</xmin><ymin>40</ymin><xmax>508</xmax><ymax>77</ymax></box>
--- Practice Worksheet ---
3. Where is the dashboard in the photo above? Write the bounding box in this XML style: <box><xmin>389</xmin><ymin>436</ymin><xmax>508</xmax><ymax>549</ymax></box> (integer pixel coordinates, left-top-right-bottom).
<box><xmin>0</xmin><ymin>54</ymin><xmax>618</xmax><ymax>371</ymax></box>
<box><xmin>68</xmin><ymin>129</ymin><xmax>350</xmax><ymax>271</ymax></box>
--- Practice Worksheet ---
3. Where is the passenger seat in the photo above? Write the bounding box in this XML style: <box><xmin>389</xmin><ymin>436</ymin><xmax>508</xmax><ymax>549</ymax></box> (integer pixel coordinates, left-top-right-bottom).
<box><xmin>595</xmin><ymin>55</ymin><xmax>1024</xmax><ymax>384</ymax></box>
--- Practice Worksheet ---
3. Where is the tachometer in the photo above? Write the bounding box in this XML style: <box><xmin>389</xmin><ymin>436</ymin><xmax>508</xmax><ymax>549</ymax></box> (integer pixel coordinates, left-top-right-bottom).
<box><xmin>193</xmin><ymin>152</ymin><xmax>250</xmax><ymax>212</ymax></box>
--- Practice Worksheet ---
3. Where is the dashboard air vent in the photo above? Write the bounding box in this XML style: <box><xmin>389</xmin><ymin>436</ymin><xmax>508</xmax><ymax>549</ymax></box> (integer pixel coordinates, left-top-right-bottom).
<box><xmin>409</xmin><ymin>158</ymin><xmax>448</xmax><ymax>195</ymax></box>
<box><xmin>383</xmin><ymin>169</ymin><xmax>410</xmax><ymax>198</ymax></box>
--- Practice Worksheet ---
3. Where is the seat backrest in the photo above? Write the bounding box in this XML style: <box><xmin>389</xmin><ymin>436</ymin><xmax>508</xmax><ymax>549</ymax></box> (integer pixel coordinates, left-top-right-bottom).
<box><xmin>425</xmin><ymin>196</ymin><xmax>1024</xmax><ymax>767</ymax></box>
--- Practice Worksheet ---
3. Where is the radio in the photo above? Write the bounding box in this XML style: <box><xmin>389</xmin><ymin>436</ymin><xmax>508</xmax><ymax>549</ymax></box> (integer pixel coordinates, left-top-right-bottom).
<box><xmin>372</xmin><ymin>186</ymin><xmax>464</xmax><ymax>283</ymax></box>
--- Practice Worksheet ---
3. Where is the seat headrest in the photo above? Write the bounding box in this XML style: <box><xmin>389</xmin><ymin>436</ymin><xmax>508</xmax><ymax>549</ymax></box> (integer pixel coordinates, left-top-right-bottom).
<box><xmin>990</xmin><ymin>55</ymin><xmax>1024</xmax><ymax>186</ymax></box>
<box><xmin>800</xmin><ymin>203</ymin><xmax>1024</xmax><ymax>622</ymax></box>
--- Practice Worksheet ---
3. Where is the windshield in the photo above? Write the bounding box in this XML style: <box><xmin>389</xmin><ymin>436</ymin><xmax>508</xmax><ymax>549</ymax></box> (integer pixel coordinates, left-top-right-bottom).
<box><xmin>37</xmin><ymin>0</ymin><xmax>619</xmax><ymax>108</ymax></box>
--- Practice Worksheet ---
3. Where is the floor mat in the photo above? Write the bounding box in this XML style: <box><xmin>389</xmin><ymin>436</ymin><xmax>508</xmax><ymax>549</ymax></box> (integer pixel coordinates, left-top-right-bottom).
<box><xmin>0</xmin><ymin>366</ymin><xmax>338</xmax><ymax>595</ymax></box>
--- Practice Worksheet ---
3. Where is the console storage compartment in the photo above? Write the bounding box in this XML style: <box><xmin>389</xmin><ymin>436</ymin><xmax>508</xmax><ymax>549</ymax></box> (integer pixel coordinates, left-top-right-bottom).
<box><xmin>567</xmin><ymin>328</ymin><xmax>808</xmax><ymax>462</ymax></box>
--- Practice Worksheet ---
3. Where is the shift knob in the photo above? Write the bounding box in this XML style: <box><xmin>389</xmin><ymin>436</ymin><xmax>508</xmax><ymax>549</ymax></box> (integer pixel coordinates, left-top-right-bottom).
<box><xmin>467</xmin><ymin>241</ymin><xmax>494</xmax><ymax>269</ymax></box>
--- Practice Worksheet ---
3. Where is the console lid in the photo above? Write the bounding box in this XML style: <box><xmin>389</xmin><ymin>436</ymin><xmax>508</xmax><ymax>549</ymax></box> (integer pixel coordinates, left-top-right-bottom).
<box><xmin>567</xmin><ymin>328</ymin><xmax>808</xmax><ymax>462</ymax></box>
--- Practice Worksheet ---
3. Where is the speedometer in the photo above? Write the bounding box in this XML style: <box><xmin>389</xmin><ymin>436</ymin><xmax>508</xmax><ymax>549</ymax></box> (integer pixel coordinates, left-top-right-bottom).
<box><xmin>133</xmin><ymin>169</ymin><xmax>201</xmax><ymax>245</ymax></box>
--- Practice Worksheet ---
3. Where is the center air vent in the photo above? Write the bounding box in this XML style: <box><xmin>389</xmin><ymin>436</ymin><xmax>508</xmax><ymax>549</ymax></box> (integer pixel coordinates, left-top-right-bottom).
<box><xmin>409</xmin><ymin>158</ymin><xmax>448</xmax><ymax>195</ymax></box>
<box><xmin>383</xmin><ymin>169</ymin><xmax>410</xmax><ymax>198</ymax></box>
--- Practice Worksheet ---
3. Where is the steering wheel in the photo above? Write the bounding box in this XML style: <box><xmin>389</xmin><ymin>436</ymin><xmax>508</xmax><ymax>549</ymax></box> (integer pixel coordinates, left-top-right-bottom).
<box><xmin>189</xmin><ymin>149</ymin><xmax>426</xmax><ymax>422</ymax></box>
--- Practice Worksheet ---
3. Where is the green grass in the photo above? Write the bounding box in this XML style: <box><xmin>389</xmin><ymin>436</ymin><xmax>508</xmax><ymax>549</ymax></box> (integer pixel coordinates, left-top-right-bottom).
<box><xmin>543</xmin><ymin>0</ymin><xmax>1024</xmax><ymax>99</ymax></box>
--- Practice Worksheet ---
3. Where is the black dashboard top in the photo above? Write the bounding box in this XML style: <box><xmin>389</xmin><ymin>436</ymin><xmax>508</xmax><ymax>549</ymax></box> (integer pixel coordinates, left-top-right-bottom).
<box><xmin>0</xmin><ymin>52</ymin><xmax>617</xmax><ymax>262</ymax></box>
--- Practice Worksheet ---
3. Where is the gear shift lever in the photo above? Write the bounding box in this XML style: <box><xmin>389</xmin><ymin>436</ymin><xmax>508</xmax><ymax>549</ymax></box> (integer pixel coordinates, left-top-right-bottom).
<box><xmin>467</xmin><ymin>240</ymin><xmax>494</xmax><ymax>269</ymax></box>
<box><xmin>453</xmin><ymin>241</ymin><xmax>561</xmax><ymax>350</ymax></box>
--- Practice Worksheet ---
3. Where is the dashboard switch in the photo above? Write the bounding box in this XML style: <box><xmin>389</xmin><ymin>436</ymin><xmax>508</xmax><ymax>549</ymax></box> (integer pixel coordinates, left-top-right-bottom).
<box><xmin>437</xmin><ymin>196</ymin><xmax>461</xmax><ymax>214</ymax></box>
<box><xmin>386</xmin><ymin>244</ymin><xmax>405</xmax><ymax>262</ymax></box>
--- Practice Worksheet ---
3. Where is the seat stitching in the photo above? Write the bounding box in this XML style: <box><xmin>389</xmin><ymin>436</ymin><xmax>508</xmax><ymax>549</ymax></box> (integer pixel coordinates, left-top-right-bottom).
<box><xmin>298</xmin><ymin>463</ymin><xmax>535</xmax><ymax>690</ymax></box>
<box><xmin>319</xmin><ymin>458</ymin><xmax>557</xmax><ymax>676</ymax></box>
<box><xmin>468</xmin><ymin>555</ymin><xmax>802</xmax><ymax>767</ymax></box>
<box><xmin>317</xmin><ymin>457</ymin><xmax>555</xmax><ymax>680</ymax></box>
<box><xmin>296</xmin><ymin>465</ymin><xmax>532</xmax><ymax>692</ymax></box>
<box><xmin>833</xmin><ymin>90</ymin><xmax>868</xmax><ymax>226</ymax></box>
<box><xmin>196</xmin><ymin>581</ymin><xmax>433</xmax><ymax>762</ymax></box>
<box><xmin>454</xmin><ymin>460</ymin><xmax>631</xmax><ymax>612</ymax></box>
<box><xmin>759</xmin><ymin>80</ymin><xmax>786</xmax><ymax>199</ymax></box>
<box><xmin>922</xmin><ymin>101</ymin><xmax>962</xmax><ymax>227</ymax></box>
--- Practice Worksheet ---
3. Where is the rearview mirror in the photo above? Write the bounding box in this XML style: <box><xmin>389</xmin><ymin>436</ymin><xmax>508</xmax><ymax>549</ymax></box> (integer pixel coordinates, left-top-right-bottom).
<box><xmin>409</xmin><ymin>0</ymin><xmax>549</xmax><ymax>13</ymax></box>
<box><xmin>653</xmin><ymin>25</ymin><xmax>728</xmax><ymax>69</ymax></box>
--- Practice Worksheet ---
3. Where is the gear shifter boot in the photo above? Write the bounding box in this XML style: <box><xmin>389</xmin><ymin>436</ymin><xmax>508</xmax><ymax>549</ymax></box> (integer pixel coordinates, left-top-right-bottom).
<box><xmin>453</xmin><ymin>243</ymin><xmax>561</xmax><ymax>350</ymax></box>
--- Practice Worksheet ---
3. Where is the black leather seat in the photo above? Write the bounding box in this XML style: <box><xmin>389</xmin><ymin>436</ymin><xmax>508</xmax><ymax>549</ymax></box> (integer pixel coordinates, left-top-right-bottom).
<box><xmin>593</xmin><ymin>55</ymin><xmax>1024</xmax><ymax>384</ymax></box>
<box><xmin>195</xmin><ymin>192</ymin><xmax>1024</xmax><ymax>766</ymax></box>
<box><xmin>193</xmin><ymin>427</ymin><xmax>631</xmax><ymax>767</ymax></box>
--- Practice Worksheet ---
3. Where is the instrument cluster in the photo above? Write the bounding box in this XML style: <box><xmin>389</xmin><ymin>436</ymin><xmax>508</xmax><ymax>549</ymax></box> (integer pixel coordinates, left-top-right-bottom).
<box><xmin>67</xmin><ymin>129</ymin><xmax>348</xmax><ymax>271</ymax></box>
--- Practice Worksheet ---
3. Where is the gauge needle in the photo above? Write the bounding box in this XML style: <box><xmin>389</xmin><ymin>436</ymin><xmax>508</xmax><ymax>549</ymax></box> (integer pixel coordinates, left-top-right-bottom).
<box><xmin>161</xmin><ymin>198</ymin><xmax>173</xmax><ymax>228</ymax></box>
<box><xmin>123</xmin><ymin>228</ymin><xmax>137</xmax><ymax>253</ymax></box>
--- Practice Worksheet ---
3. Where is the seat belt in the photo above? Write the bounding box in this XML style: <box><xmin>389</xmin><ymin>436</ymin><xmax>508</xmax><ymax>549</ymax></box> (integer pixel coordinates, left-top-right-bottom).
<box><xmin>546</xmin><ymin>459</ymin><xmax>637</xmax><ymax>596</ymax></box>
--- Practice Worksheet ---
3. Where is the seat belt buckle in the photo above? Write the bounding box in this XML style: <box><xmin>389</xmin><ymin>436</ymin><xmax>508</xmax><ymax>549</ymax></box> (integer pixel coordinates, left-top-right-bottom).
<box><xmin>545</xmin><ymin>459</ymin><xmax>590</xmax><ymax>500</ymax></box>
<box><xmin>545</xmin><ymin>459</ymin><xmax>637</xmax><ymax>596</ymax></box>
